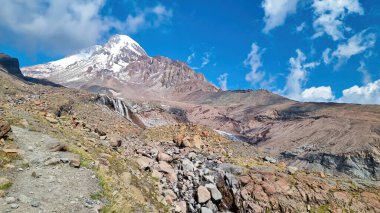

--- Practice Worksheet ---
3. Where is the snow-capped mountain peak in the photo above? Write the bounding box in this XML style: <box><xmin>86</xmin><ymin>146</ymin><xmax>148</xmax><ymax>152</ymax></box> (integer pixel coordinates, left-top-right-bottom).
<box><xmin>22</xmin><ymin>34</ymin><xmax>148</xmax><ymax>81</ymax></box>
<box><xmin>104</xmin><ymin>34</ymin><xmax>147</xmax><ymax>56</ymax></box>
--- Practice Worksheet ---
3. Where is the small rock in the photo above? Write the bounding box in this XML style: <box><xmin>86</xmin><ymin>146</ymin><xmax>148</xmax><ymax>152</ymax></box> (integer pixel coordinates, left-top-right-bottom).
<box><xmin>19</xmin><ymin>194</ymin><xmax>31</xmax><ymax>204</ymax></box>
<box><xmin>5</xmin><ymin>197</ymin><xmax>16</xmax><ymax>204</ymax></box>
<box><xmin>27</xmin><ymin>146</ymin><xmax>34</xmax><ymax>152</ymax></box>
<box><xmin>46</xmin><ymin>117</ymin><xmax>58</xmax><ymax>124</ymax></box>
<box><xmin>200</xmin><ymin>207</ymin><xmax>213</xmax><ymax>213</ymax></box>
<box><xmin>157</xmin><ymin>152</ymin><xmax>173</xmax><ymax>162</ymax></box>
<box><xmin>197</xmin><ymin>186</ymin><xmax>211</xmax><ymax>203</ymax></box>
<box><xmin>136</xmin><ymin>156</ymin><xmax>154</xmax><ymax>170</ymax></box>
<box><xmin>264</xmin><ymin>156</ymin><xmax>277</xmax><ymax>164</ymax></box>
<box><xmin>287</xmin><ymin>166</ymin><xmax>298</xmax><ymax>175</ymax></box>
<box><xmin>44</xmin><ymin>157</ymin><xmax>61</xmax><ymax>166</ymax></box>
<box><xmin>31</xmin><ymin>171</ymin><xmax>41</xmax><ymax>178</ymax></box>
<box><xmin>69</xmin><ymin>159</ymin><xmax>81</xmax><ymax>168</ymax></box>
<box><xmin>175</xmin><ymin>201</ymin><xmax>187</xmax><ymax>213</ymax></box>
<box><xmin>10</xmin><ymin>203</ymin><xmax>19</xmax><ymax>209</ymax></box>
<box><xmin>0</xmin><ymin>190</ymin><xmax>5</xmax><ymax>198</ymax></box>
<box><xmin>31</xmin><ymin>200</ymin><xmax>41</xmax><ymax>207</ymax></box>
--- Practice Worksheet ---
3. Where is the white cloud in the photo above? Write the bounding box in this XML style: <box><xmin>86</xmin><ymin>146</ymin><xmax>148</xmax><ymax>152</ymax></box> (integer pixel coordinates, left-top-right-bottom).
<box><xmin>244</xmin><ymin>43</ymin><xmax>265</xmax><ymax>85</ymax></box>
<box><xmin>0</xmin><ymin>0</ymin><xmax>172</xmax><ymax>55</ymax></box>
<box><xmin>357</xmin><ymin>61</ymin><xmax>372</xmax><ymax>84</ymax></box>
<box><xmin>296</xmin><ymin>22</ymin><xmax>306</xmax><ymax>32</ymax></box>
<box><xmin>332</xmin><ymin>30</ymin><xmax>376</xmax><ymax>61</ymax></box>
<box><xmin>190</xmin><ymin>51</ymin><xmax>212</xmax><ymax>70</ymax></box>
<box><xmin>338</xmin><ymin>79</ymin><xmax>380</xmax><ymax>104</ymax></box>
<box><xmin>201</xmin><ymin>52</ymin><xmax>211</xmax><ymax>68</ymax></box>
<box><xmin>301</xmin><ymin>86</ymin><xmax>334</xmax><ymax>102</ymax></box>
<box><xmin>217</xmin><ymin>73</ymin><xmax>228</xmax><ymax>91</ymax></box>
<box><xmin>322</xmin><ymin>48</ymin><xmax>332</xmax><ymax>64</ymax></box>
<box><xmin>262</xmin><ymin>0</ymin><xmax>300</xmax><ymax>33</ymax></box>
<box><xmin>322</xmin><ymin>30</ymin><xmax>376</xmax><ymax>67</ymax></box>
<box><xmin>125</xmin><ymin>4</ymin><xmax>172</xmax><ymax>34</ymax></box>
<box><xmin>186</xmin><ymin>52</ymin><xmax>195</xmax><ymax>64</ymax></box>
<box><xmin>312</xmin><ymin>0</ymin><xmax>364</xmax><ymax>40</ymax></box>
<box><xmin>282</xmin><ymin>49</ymin><xmax>320</xmax><ymax>101</ymax></box>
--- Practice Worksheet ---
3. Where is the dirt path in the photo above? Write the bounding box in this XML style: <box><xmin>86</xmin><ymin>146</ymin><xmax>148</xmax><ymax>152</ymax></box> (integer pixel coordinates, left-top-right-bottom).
<box><xmin>0</xmin><ymin>126</ymin><xmax>101</xmax><ymax>213</ymax></box>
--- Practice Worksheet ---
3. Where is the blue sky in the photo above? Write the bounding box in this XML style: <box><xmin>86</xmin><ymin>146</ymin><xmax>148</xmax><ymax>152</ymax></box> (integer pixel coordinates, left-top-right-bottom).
<box><xmin>0</xmin><ymin>0</ymin><xmax>379</xmax><ymax>104</ymax></box>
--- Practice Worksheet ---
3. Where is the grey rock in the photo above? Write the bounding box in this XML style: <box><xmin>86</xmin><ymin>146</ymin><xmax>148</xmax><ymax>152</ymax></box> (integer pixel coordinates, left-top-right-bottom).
<box><xmin>19</xmin><ymin>194</ymin><xmax>31</xmax><ymax>204</ymax></box>
<box><xmin>31</xmin><ymin>200</ymin><xmax>41</xmax><ymax>207</ymax></box>
<box><xmin>264</xmin><ymin>156</ymin><xmax>277</xmax><ymax>164</ymax></box>
<box><xmin>44</xmin><ymin>157</ymin><xmax>61</xmax><ymax>166</ymax></box>
<box><xmin>205</xmin><ymin>184</ymin><xmax>222</xmax><ymax>201</ymax></box>
<box><xmin>181</xmin><ymin>158</ymin><xmax>194</xmax><ymax>172</ymax></box>
<box><xmin>5</xmin><ymin>197</ymin><xmax>16</xmax><ymax>204</ymax></box>
<box><xmin>201</xmin><ymin>207</ymin><xmax>213</xmax><ymax>213</ymax></box>
<box><xmin>10</xmin><ymin>204</ymin><xmax>19</xmax><ymax>209</ymax></box>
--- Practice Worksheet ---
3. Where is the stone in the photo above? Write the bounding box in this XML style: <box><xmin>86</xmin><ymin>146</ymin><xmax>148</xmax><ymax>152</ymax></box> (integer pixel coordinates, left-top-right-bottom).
<box><xmin>1</xmin><ymin>149</ymin><xmax>25</xmax><ymax>155</ymax></box>
<box><xmin>69</xmin><ymin>158</ymin><xmax>81</xmax><ymax>168</ymax></box>
<box><xmin>10</xmin><ymin>203</ymin><xmax>19</xmax><ymax>209</ymax></box>
<box><xmin>157</xmin><ymin>152</ymin><xmax>173</xmax><ymax>162</ymax></box>
<box><xmin>19</xmin><ymin>194</ymin><xmax>31</xmax><ymax>204</ymax></box>
<box><xmin>192</xmin><ymin>135</ymin><xmax>204</xmax><ymax>149</ymax></box>
<box><xmin>205</xmin><ymin>184</ymin><xmax>222</xmax><ymax>201</ymax></box>
<box><xmin>0</xmin><ymin>119</ymin><xmax>11</xmax><ymax>138</ymax></box>
<box><xmin>197</xmin><ymin>186</ymin><xmax>211</xmax><ymax>203</ymax></box>
<box><xmin>44</xmin><ymin>157</ymin><xmax>61</xmax><ymax>166</ymax></box>
<box><xmin>201</xmin><ymin>207</ymin><xmax>213</xmax><ymax>213</ymax></box>
<box><xmin>175</xmin><ymin>201</ymin><xmax>187</xmax><ymax>213</ymax></box>
<box><xmin>31</xmin><ymin>200</ymin><xmax>41</xmax><ymax>207</ymax></box>
<box><xmin>136</xmin><ymin>156</ymin><xmax>154</xmax><ymax>170</ymax></box>
<box><xmin>264</xmin><ymin>156</ymin><xmax>277</xmax><ymax>164</ymax></box>
<box><xmin>6</xmin><ymin>196</ymin><xmax>16</xmax><ymax>204</ymax></box>
<box><xmin>287</xmin><ymin>166</ymin><xmax>298</xmax><ymax>174</ymax></box>
<box><xmin>121</xmin><ymin>172</ymin><xmax>131</xmax><ymax>186</ymax></box>
<box><xmin>110</xmin><ymin>136</ymin><xmax>122</xmax><ymax>147</ymax></box>
<box><xmin>157</xmin><ymin>161</ymin><xmax>177</xmax><ymax>183</ymax></box>
<box><xmin>46</xmin><ymin>117</ymin><xmax>58</xmax><ymax>124</ymax></box>
<box><xmin>0</xmin><ymin>190</ymin><xmax>5</xmax><ymax>198</ymax></box>
<box><xmin>181</xmin><ymin>158</ymin><xmax>194</xmax><ymax>172</ymax></box>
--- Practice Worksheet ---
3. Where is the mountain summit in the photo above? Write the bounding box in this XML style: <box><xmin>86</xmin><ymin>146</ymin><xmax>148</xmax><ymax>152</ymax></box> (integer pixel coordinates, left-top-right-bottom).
<box><xmin>22</xmin><ymin>35</ymin><xmax>217</xmax><ymax>100</ymax></box>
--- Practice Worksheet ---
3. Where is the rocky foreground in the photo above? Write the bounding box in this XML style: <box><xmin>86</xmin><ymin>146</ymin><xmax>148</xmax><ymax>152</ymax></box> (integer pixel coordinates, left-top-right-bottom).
<box><xmin>0</xmin><ymin>57</ymin><xmax>379</xmax><ymax>212</ymax></box>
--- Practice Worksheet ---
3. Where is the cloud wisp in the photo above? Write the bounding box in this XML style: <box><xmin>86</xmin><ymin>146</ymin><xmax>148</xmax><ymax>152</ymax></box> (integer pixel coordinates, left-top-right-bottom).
<box><xmin>262</xmin><ymin>0</ymin><xmax>300</xmax><ymax>33</ymax></box>
<box><xmin>244</xmin><ymin>43</ymin><xmax>265</xmax><ymax>85</ymax></box>
<box><xmin>323</xmin><ymin>29</ymin><xmax>376</xmax><ymax>67</ymax></box>
<box><xmin>312</xmin><ymin>0</ymin><xmax>364</xmax><ymax>40</ymax></box>
<box><xmin>217</xmin><ymin>73</ymin><xmax>229</xmax><ymax>91</ymax></box>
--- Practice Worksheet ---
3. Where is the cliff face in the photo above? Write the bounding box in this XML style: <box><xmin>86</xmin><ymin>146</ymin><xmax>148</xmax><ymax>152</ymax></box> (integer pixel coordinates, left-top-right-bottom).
<box><xmin>0</xmin><ymin>53</ymin><xmax>24</xmax><ymax>78</ymax></box>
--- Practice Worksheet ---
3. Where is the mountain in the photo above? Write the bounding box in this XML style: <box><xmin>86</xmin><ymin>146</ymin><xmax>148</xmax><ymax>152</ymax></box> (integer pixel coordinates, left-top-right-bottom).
<box><xmin>21</xmin><ymin>35</ymin><xmax>380</xmax><ymax>183</ymax></box>
<box><xmin>22</xmin><ymin>35</ymin><xmax>217</xmax><ymax>101</ymax></box>
<box><xmin>2</xmin><ymin>52</ymin><xmax>380</xmax><ymax>212</ymax></box>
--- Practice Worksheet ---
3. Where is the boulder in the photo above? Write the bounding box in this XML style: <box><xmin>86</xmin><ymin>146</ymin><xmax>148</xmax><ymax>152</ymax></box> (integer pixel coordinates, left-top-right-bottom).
<box><xmin>200</xmin><ymin>207</ymin><xmax>213</xmax><ymax>213</ymax></box>
<box><xmin>157</xmin><ymin>152</ymin><xmax>173</xmax><ymax>162</ymax></box>
<box><xmin>175</xmin><ymin>201</ymin><xmax>187</xmax><ymax>213</ymax></box>
<box><xmin>264</xmin><ymin>156</ymin><xmax>277</xmax><ymax>164</ymax></box>
<box><xmin>192</xmin><ymin>135</ymin><xmax>204</xmax><ymax>149</ymax></box>
<box><xmin>136</xmin><ymin>156</ymin><xmax>154</xmax><ymax>170</ymax></box>
<box><xmin>287</xmin><ymin>166</ymin><xmax>298</xmax><ymax>175</ymax></box>
<box><xmin>205</xmin><ymin>184</ymin><xmax>222</xmax><ymax>201</ymax></box>
<box><xmin>197</xmin><ymin>186</ymin><xmax>211</xmax><ymax>203</ymax></box>
<box><xmin>45</xmin><ymin>117</ymin><xmax>58</xmax><ymax>124</ymax></box>
<box><xmin>0</xmin><ymin>119</ymin><xmax>11</xmax><ymax>138</ymax></box>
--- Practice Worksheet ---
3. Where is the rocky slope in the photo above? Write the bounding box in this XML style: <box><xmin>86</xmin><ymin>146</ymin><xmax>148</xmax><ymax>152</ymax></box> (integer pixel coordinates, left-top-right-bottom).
<box><xmin>1</xmin><ymin>55</ymin><xmax>380</xmax><ymax>212</ymax></box>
